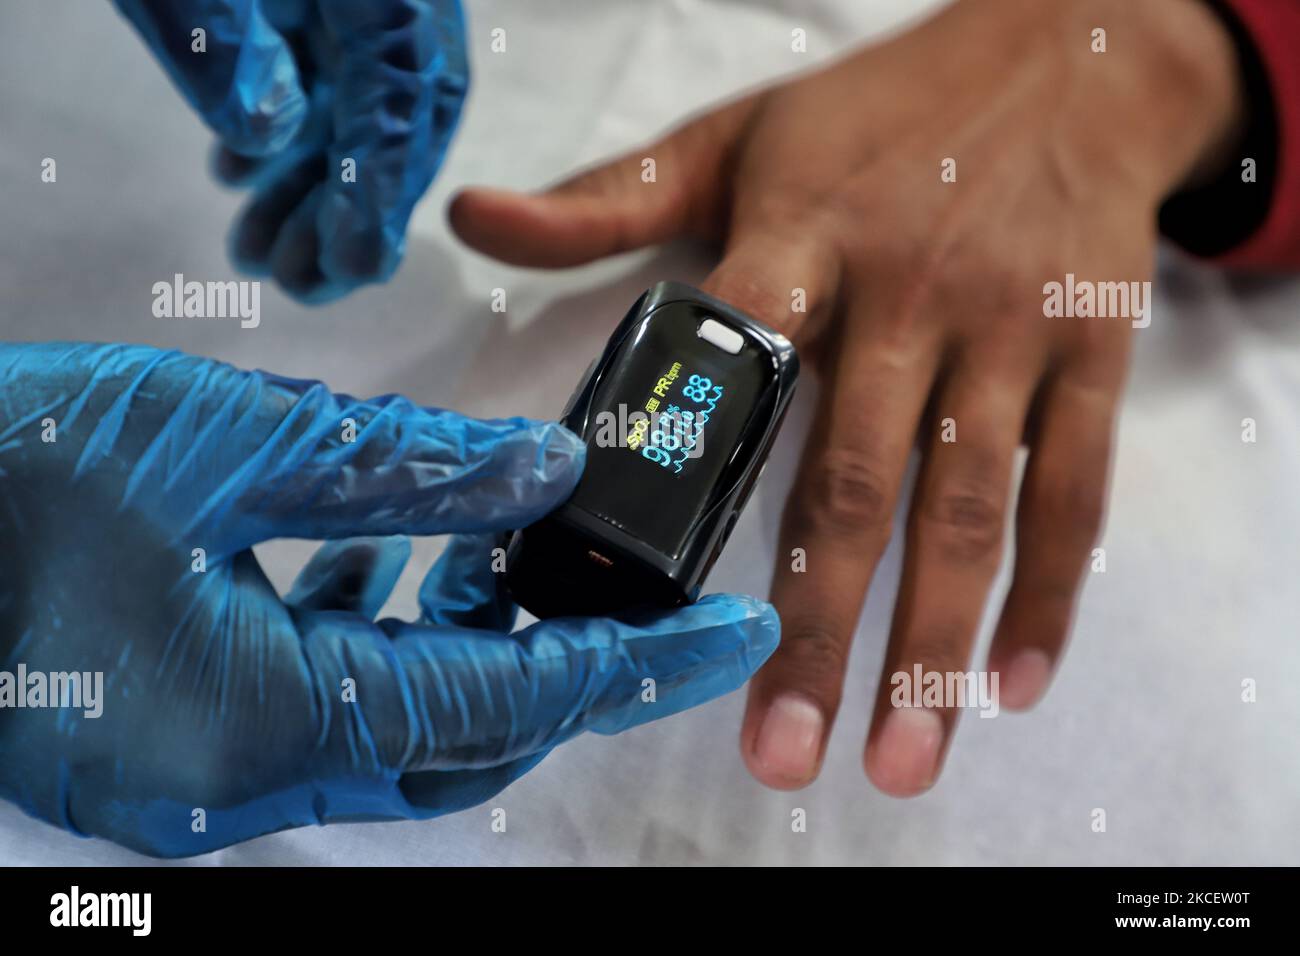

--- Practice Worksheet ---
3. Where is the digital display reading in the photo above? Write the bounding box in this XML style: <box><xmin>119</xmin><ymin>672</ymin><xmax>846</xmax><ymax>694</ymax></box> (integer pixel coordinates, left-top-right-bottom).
<box><xmin>625</xmin><ymin>361</ymin><xmax>727</xmax><ymax>476</ymax></box>
<box><xmin>571</xmin><ymin>304</ymin><xmax>768</xmax><ymax>558</ymax></box>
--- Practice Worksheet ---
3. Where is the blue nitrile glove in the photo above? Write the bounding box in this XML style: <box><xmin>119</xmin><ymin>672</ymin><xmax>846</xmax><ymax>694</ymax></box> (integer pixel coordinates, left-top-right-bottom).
<box><xmin>112</xmin><ymin>0</ymin><xmax>469</xmax><ymax>303</ymax></box>
<box><xmin>0</xmin><ymin>343</ymin><xmax>779</xmax><ymax>858</ymax></box>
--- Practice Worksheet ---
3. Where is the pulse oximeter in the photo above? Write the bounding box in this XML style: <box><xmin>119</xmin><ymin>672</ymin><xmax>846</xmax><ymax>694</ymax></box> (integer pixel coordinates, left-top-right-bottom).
<box><xmin>505</xmin><ymin>281</ymin><xmax>799</xmax><ymax>618</ymax></box>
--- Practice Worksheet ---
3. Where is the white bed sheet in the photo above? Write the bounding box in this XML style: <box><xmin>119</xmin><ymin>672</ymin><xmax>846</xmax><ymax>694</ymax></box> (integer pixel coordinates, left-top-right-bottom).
<box><xmin>0</xmin><ymin>0</ymin><xmax>1298</xmax><ymax>865</ymax></box>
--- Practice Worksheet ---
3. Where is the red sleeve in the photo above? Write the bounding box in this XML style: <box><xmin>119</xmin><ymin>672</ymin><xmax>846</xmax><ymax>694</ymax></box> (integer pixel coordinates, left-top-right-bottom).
<box><xmin>1214</xmin><ymin>0</ymin><xmax>1300</xmax><ymax>269</ymax></box>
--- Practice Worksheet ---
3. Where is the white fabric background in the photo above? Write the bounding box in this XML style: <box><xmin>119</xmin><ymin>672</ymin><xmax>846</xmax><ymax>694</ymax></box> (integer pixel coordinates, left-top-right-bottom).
<box><xmin>1</xmin><ymin>0</ymin><xmax>1298</xmax><ymax>865</ymax></box>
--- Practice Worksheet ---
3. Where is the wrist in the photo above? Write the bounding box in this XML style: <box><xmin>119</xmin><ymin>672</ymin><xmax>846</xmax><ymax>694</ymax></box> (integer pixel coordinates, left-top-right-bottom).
<box><xmin>1068</xmin><ymin>0</ymin><xmax>1247</xmax><ymax>195</ymax></box>
<box><xmin>1134</xmin><ymin>0</ymin><xmax>1247</xmax><ymax>191</ymax></box>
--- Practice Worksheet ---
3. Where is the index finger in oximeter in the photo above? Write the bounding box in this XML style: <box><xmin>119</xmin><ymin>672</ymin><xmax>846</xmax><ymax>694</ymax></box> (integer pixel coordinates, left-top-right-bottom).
<box><xmin>505</xmin><ymin>281</ymin><xmax>799</xmax><ymax>619</ymax></box>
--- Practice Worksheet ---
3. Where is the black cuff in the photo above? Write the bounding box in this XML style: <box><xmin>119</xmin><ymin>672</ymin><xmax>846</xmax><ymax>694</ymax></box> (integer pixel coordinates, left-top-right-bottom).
<box><xmin>1158</xmin><ymin>0</ymin><xmax>1278</xmax><ymax>258</ymax></box>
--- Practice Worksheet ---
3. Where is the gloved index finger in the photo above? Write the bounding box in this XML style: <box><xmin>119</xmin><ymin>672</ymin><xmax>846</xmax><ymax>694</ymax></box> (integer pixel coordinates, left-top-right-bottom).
<box><xmin>210</xmin><ymin>379</ymin><xmax>585</xmax><ymax>551</ymax></box>
<box><xmin>115</xmin><ymin>0</ymin><xmax>307</xmax><ymax>156</ymax></box>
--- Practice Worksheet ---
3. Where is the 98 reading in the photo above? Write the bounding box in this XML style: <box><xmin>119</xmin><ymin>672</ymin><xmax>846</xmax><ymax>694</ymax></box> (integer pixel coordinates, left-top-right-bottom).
<box><xmin>625</xmin><ymin>362</ymin><xmax>727</xmax><ymax>477</ymax></box>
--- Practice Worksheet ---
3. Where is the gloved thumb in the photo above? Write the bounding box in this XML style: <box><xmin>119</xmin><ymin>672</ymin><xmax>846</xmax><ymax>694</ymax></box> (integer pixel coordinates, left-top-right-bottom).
<box><xmin>114</xmin><ymin>0</ymin><xmax>307</xmax><ymax>156</ymax></box>
<box><xmin>447</xmin><ymin>95</ymin><xmax>761</xmax><ymax>268</ymax></box>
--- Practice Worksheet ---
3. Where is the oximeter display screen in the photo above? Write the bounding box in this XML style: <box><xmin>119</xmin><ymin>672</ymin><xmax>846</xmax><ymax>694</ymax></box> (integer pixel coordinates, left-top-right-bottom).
<box><xmin>572</xmin><ymin>304</ymin><xmax>770</xmax><ymax>557</ymax></box>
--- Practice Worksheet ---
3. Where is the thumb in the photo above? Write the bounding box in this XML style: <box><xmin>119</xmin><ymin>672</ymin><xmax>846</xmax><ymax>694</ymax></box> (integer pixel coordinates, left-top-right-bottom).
<box><xmin>309</xmin><ymin>593</ymin><xmax>781</xmax><ymax>774</ymax></box>
<box><xmin>447</xmin><ymin>95</ymin><xmax>760</xmax><ymax>268</ymax></box>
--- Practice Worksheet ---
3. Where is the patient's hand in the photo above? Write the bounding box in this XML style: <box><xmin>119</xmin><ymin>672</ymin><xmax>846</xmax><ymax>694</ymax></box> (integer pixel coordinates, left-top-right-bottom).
<box><xmin>447</xmin><ymin>0</ymin><xmax>1244</xmax><ymax>794</ymax></box>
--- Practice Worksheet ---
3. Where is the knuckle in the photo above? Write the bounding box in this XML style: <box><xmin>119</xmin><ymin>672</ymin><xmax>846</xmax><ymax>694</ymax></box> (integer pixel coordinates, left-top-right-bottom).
<box><xmin>1041</xmin><ymin>475</ymin><xmax>1107</xmax><ymax>545</ymax></box>
<box><xmin>895</xmin><ymin>629</ymin><xmax>969</xmax><ymax>679</ymax></box>
<box><xmin>777</xmin><ymin>620</ymin><xmax>854</xmax><ymax>687</ymax></box>
<box><xmin>706</xmin><ymin>268</ymin><xmax>789</xmax><ymax>326</ymax></box>
<box><xmin>793</xmin><ymin>445</ymin><xmax>895</xmax><ymax>539</ymax></box>
<box><xmin>918</xmin><ymin>484</ymin><xmax>1006</xmax><ymax>563</ymax></box>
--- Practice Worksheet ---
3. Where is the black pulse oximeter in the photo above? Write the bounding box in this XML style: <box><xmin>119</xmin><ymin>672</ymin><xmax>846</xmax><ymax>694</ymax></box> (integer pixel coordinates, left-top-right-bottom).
<box><xmin>506</xmin><ymin>281</ymin><xmax>799</xmax><ymax>618</ymax></box>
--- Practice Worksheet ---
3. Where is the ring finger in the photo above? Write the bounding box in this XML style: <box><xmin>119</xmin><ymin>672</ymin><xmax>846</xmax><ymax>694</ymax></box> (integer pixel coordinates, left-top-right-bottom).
<box><xmin>864</xmin><ymin>346</ymin><xmax>1041</xmax><ymax>796</ymax></box>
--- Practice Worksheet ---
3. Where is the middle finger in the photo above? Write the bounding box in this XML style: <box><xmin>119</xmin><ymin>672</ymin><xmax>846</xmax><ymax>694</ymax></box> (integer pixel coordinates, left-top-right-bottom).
<box><xmin>864</xmin><ymin>345</ymin><xmax>1041</xmax><ymax>796</ymax></box>
<box><xmin>741</xmin><ymin>302</ymin><xmax>940</xmax><ymax>788</ymax></box>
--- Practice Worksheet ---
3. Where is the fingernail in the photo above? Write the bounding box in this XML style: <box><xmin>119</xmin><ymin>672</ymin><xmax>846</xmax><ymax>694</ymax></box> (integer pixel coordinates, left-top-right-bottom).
<box><xmin>999</xmin><ymin>648</ymin><xmax>1052</xmax><ymax>710</ymax></box>
<box><xmin>754</xmin><ymin>694</ymin><xmax>824</xmax><ymax>783</ymax></box>
<box><xmin>867</xmin><ymin>708</ymin><xmax>944</xmax><ymax>797</ymax></box>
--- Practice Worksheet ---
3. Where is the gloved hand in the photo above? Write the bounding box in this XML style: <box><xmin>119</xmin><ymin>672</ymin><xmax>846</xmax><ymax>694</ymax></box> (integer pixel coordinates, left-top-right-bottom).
<box><xmin>0</xmin><ymin>343</ymin><xmax>779</xmax><ymax>858</ymax></box>
<box><xmin>112</xmin><ymin>0</ymin><xmax>469</xmax><ymax>302</ymax></box>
